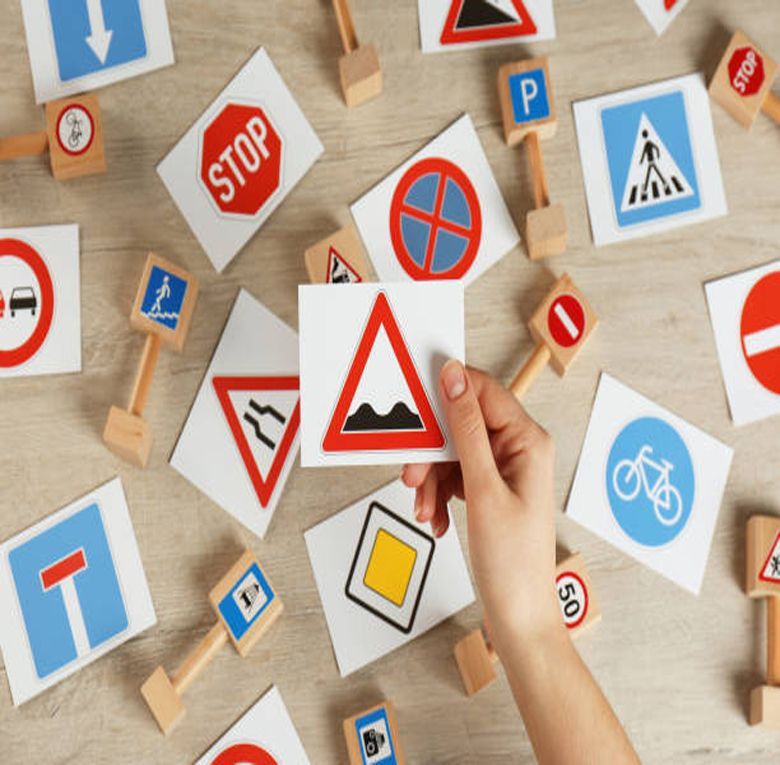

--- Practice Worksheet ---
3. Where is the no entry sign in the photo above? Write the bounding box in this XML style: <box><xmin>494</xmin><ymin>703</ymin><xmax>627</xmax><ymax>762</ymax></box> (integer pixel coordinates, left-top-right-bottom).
<box><xmin>210</xmin><ymin>743</ymin><xmax>279</xmax><ymax>765</ymax></box>
<box><xmin>200</xmin><ymin>102</ymin><xmax>282</xmax><ymax>218</ymax></box>
<box><xmin>729</xmin><ymin>46</ymin><xmax>765</xmax><ymax>97</ymax></box>
<box><xmin>548</xmin><ymin>294</ymin><xmax>585</xmax><ymax>348</ymax></box>
<box><xmin>741</xmin><ymin>272</ymin><xmax>780</xmax><ymax>395</ymax></box>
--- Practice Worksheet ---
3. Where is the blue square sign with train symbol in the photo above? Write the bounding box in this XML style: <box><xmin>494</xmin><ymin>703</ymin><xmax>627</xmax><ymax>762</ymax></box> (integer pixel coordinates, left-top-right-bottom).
<box><xmin>355</xmin><ymin>706</ymin><xmax>398</xmax><ymax>765</ymax></box>
<box><xmin>140</xmin><ymin>265</ymin><xmax>187</xmax><ymax>331</ymax></box>
<box><xmin>217</xmin><ymin>562</ymin><xmax>275</xmax><ymax>643</ymax></box>
<box><xmin>7</xmin><ymin>503</ymin><xmax>128</xmax><ymax>680</ymax></box>
<box><xmin>47</xmin><ymin>0</ymin><xmax>148</xmax><ymax>82</ymax></box>
<box><xmin>509</xmin><ymin>68</ymin><xmax>550</xmax><ymax>125</ymax></box>
<box><xmin>600</xmin><ymin>90</ymin><xmax>701</xmax><ymax>229</ymax></box>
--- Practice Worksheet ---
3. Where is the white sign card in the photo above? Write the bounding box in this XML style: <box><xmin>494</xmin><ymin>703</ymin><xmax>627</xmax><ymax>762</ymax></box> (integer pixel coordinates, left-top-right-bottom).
<box><xmin>0</xmin><ymin>477</ymin><xmax>156</xmax><ymax>706</ymax></box>
<box><xmin>158</xmin><ymin>47</ymin><xmax>324</xmax><ymax>273</ymax></box>
<box><xmin>351</xmin><ymin>114</ymin><xmax>520</xmax><ymax>287</ymax></box>
<box><xmin>634</xmin><ymin>0</ymin><xmax>691</xmax><ymax>36</ymax></box>
<box><xmin>298</xmin><ymin>282</ymin><xmax>464</xmax><ymax>467</ymax></box>
<box><xmin>0</xmin><ymin>225</ymin><xmax>81</xmax><ymax>379</ymax></box>
<box><xmin>20</xmin><ymin>0</ymin><xmax>174</xmax><ymax>104</ymax></box>
<box><xmin>194</xmin><ymin>685</ymin><xmax>310</xmax><ymax>765</ymax></box>
<box><xmin>171</xmin><ymin>289</ymin><xmax>300</xmax><ymax>540</ymax></box>
<box><xmin>566</xmin><ymin>373</ymin><xmax>733</xmax><ymax>595</ymax></box>
<box><xmin>418</xmin><ymin>0</ymin><xmax>556</xmax><ymax>54</ymax></box>
<box><xmin>573</xmin><ymin>74</ymin><xmax>727</xmax><ymax>246</ymax></box>
<box><xmin>705</xmin><ymin>260</ymin><xmax>780</xmax><ymax>426</ymax></box>
<box><xmin>304</xmin><ymin>479</ymin><xmax>475</xmax><ymax>676</ymax></box>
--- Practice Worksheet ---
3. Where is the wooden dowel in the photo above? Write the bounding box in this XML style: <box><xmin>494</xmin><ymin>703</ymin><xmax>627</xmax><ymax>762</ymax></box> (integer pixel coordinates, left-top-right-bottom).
<box><xmin>768</xmin><ymin>596</ymin><xmax>780</xmax><ymax>686</ymax></box>
<box><xmin>0</xmin><ymin>131</ymin><xmax>48</xmax><ymax>162</ymax></box>
<box><xmin>332</xmin><ymin>0</ymin><xmax>358</xmax><ymax>55</ymax></box>
<box><xmin>509</xmin><ymin>343</ymin><xmax>552</xmax><ymax>401</ymax></box>
<box><xmin>172</xmin><ymin>622</ymin><xmax>228</xmax><ymax>696</ymax></box>
<box><xmin>128</xmin><ymin>334</ymin><xmax>162</xmax><ymax>416</ymax></box>
<box><xmin>762</xmin><ymin>92</ymin><xmax>780</xmax><ymax>126</ymax></box>
<box><xmin>525</xmin><ymin>131</ymin><xmax>550</xmax><ymax>210</ymax></box>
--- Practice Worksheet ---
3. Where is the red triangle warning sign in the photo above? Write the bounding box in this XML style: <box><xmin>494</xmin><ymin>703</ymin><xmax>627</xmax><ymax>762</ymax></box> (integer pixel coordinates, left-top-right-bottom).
<box><xmin>327</xmin><ymin>246</ymin><xmax>362</xmax><ymax>284</ymax></box>
<box><xmin>440</xmin><ymin>0</ymin><xmax>537</xmax><ymax>45</ymax></box>
<box><xmin>759</xmin><ymin>532</ymin><xmax>780</xmax><ymax>584</ymax></box>
<box><xmin>664</xmin><ymin>0</ymin><xmax>679</xmax><ymax>10</ymax></box>
<box><xmin>213</xmin><ymin>375</ymin><xmax>300</xmax><ymax>507</ymax></box>
<box><xmin>322</xmin><ymin>292</ymin><xmax>445</xmax><ymax>453</ymax></box>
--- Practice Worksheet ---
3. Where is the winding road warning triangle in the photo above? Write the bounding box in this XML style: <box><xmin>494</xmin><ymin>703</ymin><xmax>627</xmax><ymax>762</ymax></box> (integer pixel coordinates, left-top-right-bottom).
<box><xmin>327</xmin><ymin>246</ymin><xmax>362</xmax><ymax>284</ymax></box>
<box><xmin>620</xmin><ymin>113</ymin><xmax>694</xmax><ymax>213</ymax></box>
<box><xmin>440</xmin><ymin>0</ymin><xmax>537</xmax><ymax>45</ymax></box>
<box><xmin>213</xmin><ymin>375</ymin><xmax>300</xmax><ymax>507</ymax></box>
<box><xmin>322</xmin><ymin>292</ymin><xmax>444</xmax><ymax>453</ymax></box>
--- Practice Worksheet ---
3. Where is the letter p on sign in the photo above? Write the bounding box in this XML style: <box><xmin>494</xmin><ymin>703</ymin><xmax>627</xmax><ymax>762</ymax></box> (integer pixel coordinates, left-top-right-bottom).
<box><xmin>199</xmin><ymin>102</ymin><xmax>283</xmax><ymax>218</ymax></box>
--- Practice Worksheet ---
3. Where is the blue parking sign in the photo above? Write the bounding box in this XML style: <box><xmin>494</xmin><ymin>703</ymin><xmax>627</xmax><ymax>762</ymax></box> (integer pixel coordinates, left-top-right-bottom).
<box><xmin>508</xmin><ymin>68</ymin><xmax>550</xmax><ymax>125</ymax></box>
<box><xmin>606</xmin><ymin>417</ymin><xmax>695</xmax><ymax>547</ymax></box>
<box><xmin>47</xmin><ymin>0</ymin><xmax>147</xmax><ymax>83</ymax></box>
<box><xmin>140</xmin><ymin>265</ymin><xmax>188</xmax><ymax>330</ymax></box>
<box><xmin>8</xmin><ymin>503</ymin><xmax>128</xmax><ymax>679</ymax></box>
<box><xmin>601</xmin><ymin>90</ymin><xmax>701</xmax><ymax>229</ymax></box>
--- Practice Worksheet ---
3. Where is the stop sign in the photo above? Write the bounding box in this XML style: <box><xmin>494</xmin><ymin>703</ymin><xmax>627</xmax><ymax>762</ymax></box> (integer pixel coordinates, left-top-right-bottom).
<box><xmin>741</xmin><ymin>272</ymin><xmax>780</xmax><ymax>395</ymax></box>
<box><xmin>548</xmin><ymin>294</ymin><xmax>585</xmax><ymax>348</ymax></box>
<box><xmin>199</xmin><ymin>102</ymin><xmax>282</xmax><ymax>218</ymax></box>
<box><xmin>728</xmin><ymin>46</ymin><xmax>765</xmax><ymax>97</ymax></box>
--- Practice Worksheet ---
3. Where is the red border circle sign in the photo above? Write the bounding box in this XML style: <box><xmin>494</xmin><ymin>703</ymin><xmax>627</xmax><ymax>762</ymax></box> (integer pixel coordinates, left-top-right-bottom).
<box><xmin>210</xmin><ymin>743</ymin><xmax>279</xmax><ymax>765</ymax></box>
<box><xmin>548</xmin><ymin>294</ymin><xmax>585</xmax><ymax>348</ymax></box>
<box><xmin>556</xmin><ymin>570</ymin><xmax>588</xmax><ymax>629</ymax></box>
<box><xmin>740</xmin><ymin>271</ymin><xmax>780</xmax><ymax>395</ymax></box>
<box><xmin>389</xmin><ymin>157</ymin><xmax>482</xmax><ymax>281</ymax></box>
<box><xmin>0</xmin><ymin>238</ymin><xmax>54</xmax><ymax>369</ymax></box>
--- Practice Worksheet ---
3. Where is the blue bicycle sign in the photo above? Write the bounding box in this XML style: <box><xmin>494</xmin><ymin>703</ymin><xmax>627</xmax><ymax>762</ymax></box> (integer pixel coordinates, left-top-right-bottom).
<box><xmin>606</xmin><ymin>417</ymin><xmax>694</xmax><ymax>546</ymax></box>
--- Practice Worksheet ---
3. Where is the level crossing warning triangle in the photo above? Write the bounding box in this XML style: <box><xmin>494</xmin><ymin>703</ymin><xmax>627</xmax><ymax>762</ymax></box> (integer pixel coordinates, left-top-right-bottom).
<box><xmin>322</xmin><ymin>292</ymin><xmax>444</xmax><ymax>453</ymax></box>
<box><xmin>440</xmin><ymin>0</ymin><xmax>537</xmax><ymax>45</ymax></box>
<box><xmin>620</xmin><ymin>113</ymin><xmax>694</xmax><ymax>213</ymax></box>
<box><xmin>759</xmin><ymin>532</ymin><xmax>780</xmax><ymax>583</ymax></box>
<box><xmin>213</xmin><ymin>375</ymin><xmax>300</xmax><ymax>508</ymax></box>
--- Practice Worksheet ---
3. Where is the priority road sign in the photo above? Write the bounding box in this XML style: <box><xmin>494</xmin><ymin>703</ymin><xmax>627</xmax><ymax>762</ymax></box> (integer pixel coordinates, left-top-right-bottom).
<box><xmin>199</xmin><ymin>102</ymin><xmax>283</xmax><ymax>219</ymax></box>
<box><xmin>741</xmin><ymin>271</ymin><xmax>780</xmax><ymax>395</ymax></box>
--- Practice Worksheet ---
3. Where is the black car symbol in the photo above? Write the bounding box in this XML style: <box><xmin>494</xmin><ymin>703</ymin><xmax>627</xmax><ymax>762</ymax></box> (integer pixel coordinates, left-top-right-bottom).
<box><xmin>10</xmin><ymin>287</ymin><xmax>37</xmax><ymax>317</ymax></box>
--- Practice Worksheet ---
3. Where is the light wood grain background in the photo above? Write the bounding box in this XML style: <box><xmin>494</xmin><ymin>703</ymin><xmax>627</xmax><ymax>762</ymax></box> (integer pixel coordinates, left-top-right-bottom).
<box><xmin>2</xmin><ymin>0</ymin><xmax>780</xmax><ymax>762</ymax></box>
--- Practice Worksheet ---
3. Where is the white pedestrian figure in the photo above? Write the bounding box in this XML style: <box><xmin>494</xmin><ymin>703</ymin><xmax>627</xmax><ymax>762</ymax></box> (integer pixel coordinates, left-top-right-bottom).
<box><xmin>151</xmin><ymin>275</ymin><xmax>171</xmax><ymax>316</ymax></box>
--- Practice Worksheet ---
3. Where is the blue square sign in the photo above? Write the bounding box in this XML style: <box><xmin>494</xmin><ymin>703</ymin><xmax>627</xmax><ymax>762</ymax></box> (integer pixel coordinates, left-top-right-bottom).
<box><xmin>217</xmin><ymin>562</ymin><xmax>275</xmax><ymax>643</ymax></box>
<box><xmin>47</xmin><ymin>0</ymin><xmax>148</xmax><ymax>83</ymax></box>
<box><xmin>600</xmin><ymin>90</ymin><xmax>701</xmax><ymax>229</ymax></box>
<box><xmin>355</xmin><ymin>706</ymin><xmax>398</xmax><ymax>765</ymax></box>
<box><xmin>140</xmin><ymin>265</ymin><xmax>188</xmax><ymax>330</ymax></box>
<box><xmin>8</xmin><ymin>503</ymin><xmax>128</xmax><ymax>680</ymax></box>
<box><xmin>509</xmin><ymin>68</ymin><xmax>550</xmax><ymax>125</ymax></box>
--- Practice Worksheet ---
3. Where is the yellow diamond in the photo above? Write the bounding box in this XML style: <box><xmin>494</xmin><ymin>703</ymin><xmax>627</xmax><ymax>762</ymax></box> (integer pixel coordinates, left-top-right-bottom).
<box><xmin>363</xmin><ymin>529</ymin><xmax>417</xmax><ymax>606</ymax></box>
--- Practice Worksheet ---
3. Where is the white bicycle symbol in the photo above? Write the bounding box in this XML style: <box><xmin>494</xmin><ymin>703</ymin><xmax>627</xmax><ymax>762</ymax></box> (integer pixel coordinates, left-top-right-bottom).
<box><xmin>612</xmin><ymin>444</ymin><xmax>683</xmax><ymax>527</ymax></box>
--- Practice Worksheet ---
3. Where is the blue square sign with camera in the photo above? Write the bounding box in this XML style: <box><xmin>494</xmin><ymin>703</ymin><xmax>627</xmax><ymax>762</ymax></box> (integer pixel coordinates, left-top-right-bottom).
<box><xmin>509</xmin><ymin>68</ymin><xmax>550</xmax><ymax>125</ymax></box>
<box><xmin>217</xmin><ymin>562</ymin><xmax>275</xmax><ymax>643</ymax></box>
<box><xmin>355</xmin><ymin>706</ymin><xmax>398</xmax><ymax>764</ymax></box>
<box><xmin>47</xmin><ymin>0</ymin><xmax>148</xmax><ymax>82</ymax></box>
<box><xmin>7</xmin><ymin>503</ymin><xmax>128</xmax><ymax>680</ymax></box>
<box><xmin>600</xmin><ymin>90</ymin><xmax>701</xmax><ymax>229</ymax></box>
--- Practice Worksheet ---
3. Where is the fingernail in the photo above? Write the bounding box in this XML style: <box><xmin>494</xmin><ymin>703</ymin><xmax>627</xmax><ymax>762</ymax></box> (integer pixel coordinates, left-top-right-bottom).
<box><xmin>414</xmin><ymin>492</ymin><xmax>423</xmax><ymax>520</ymax></box>
<box><xmin>441</xmin><ymin>360</ymin><xmax>467</xmax><ymax>401</ymax></box>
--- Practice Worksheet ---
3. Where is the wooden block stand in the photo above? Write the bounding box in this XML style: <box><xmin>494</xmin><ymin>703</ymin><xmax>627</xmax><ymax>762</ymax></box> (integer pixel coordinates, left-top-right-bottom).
<box><xmin>343</xmin><ymin>700</ymin><xmax>405</xmax><ymax>764</ymax></box>
<box><xmin>332</xmin><ymin>0</ymin><xmax>382</xmax><ymax>108</ymax></box>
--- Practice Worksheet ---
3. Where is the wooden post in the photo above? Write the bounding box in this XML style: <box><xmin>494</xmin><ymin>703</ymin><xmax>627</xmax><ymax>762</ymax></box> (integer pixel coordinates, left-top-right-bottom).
<box><xmin>128</xmin><ymin>334</ymin><xmax>162</xmax><ymax>417</ymax></box>
<box><xmin>509</xmin><ymin>344</ymin><xmax>551</xmax><ymax>400</ymax></box>
<box><xmin>526</xmin><ymin>131</ymin><xmax>550</xmax><ymax>210</ymax></box>
<box><xmin>768</xmin><ymin>596</ymin><xmax>780</xmax><ymax>687</ymax></box>
<box><xmin>0</xmin><ymin>132</ymin><xmax>49</xmax><ymax>161</ymax></box>
<box><xmin>332</xmin><ymin>0</ymin><xmax>358</xmax><ymax>54</ymax></box>
<box><xmin>171</xmin><ymin>622</ymin><xmax>228</xmax><ymax>696</ymax></box>
<box><xmin>763</xmin><ymin>92</ymin><xmax>780</xmax><ymax>125</ymax></box>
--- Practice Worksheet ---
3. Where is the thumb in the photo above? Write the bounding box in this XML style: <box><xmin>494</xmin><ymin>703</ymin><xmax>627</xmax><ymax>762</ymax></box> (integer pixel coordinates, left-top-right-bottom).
<box><xmin>439</xmin><ymin>360</ymin><xmax>499</xmax><ymax>496</ymax></box>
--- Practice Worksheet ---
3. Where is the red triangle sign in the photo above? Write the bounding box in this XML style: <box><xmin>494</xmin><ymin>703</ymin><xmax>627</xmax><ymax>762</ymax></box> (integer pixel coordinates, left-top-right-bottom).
<box><xmin>326</xmin><ymin>246</ymin><xmax>362</xmax><ymax>284</ymax></box>
<box><xmin>322</xmin><ymin>292</ymin><xmax>445</xmax><ymax>453</ymax></box>
<box><xmin>664</xmin><ymin>0</ymin><xmax>679</xmax><ymax>9</ymax></box>
<box><xmin>213</xmin><ymin>375</ymin><xmax>300</xmax><ymax>507</ymax></box>
<box><xmin>440</xmin><ymin>0</ymin><xmax>537</xmax><ymax>45</ymax></box>
<box><xmin>759</xmin><ymin>532</ymin><xmax>780</xmax><ymax>584</ymax></box>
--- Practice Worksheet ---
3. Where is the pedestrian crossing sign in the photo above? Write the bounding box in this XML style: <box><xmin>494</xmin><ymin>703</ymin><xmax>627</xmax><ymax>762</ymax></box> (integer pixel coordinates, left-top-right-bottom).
<box><xmin>601</xmin><ymin>90</ymin><xmax>701</xmax><ymax>229</ymax></box>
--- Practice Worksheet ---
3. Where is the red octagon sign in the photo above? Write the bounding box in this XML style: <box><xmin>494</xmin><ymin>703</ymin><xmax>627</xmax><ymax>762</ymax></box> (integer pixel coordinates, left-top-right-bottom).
<box><xmin>199</xmin><ymin>102</ymin><xmax>282</xmax><ymax>218</ymax></box>
<box><xmin>728</xmin><ymin>46</ymin><xmax>765</xmax><ymax>97</ymax></box>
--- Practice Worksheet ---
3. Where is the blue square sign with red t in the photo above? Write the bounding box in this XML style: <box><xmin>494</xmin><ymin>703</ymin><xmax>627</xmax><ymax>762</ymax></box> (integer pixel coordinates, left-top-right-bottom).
<box><xmin>47</xmin><ymin>0</ymin><xmax>148</xmax><ymax>82</ymax></box>
<box><xmin>7</xmin><ymin>503</ymin><xmax>128</xmax><ymax>680</ymax></box>
<box><xmin>600</xmin><ymin>90</ymin><xmax>701</xmax><ymax>229</ymax></box>
<box><xmin>509</xmin><ymin>68</ymin><xmax>550</xmax><ymax>125</ymax></box>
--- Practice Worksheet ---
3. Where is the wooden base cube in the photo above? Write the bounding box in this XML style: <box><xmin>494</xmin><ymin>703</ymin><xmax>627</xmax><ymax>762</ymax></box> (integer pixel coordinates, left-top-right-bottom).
<box><xmin>343</xmin><ymin>701</ymin><xmax>405</xmax><ymax>764</ymax></box>
<box><xmin>526</xmin><ymin>204</ymin><xmax>567</xmax><ymax>260</ymax></box>
<box><xmin>454</xmin><ymin>629</ymin><xmax>498</xmax><ymax>696</ymax></box>
<box><xmin>750</xmin><ymin>685</ymin><xmax>780</xmax><ymax>728</ymax></box>
<box><xmin>103</xmin><ymin>406</ymin><xmax>152</xmax><ymax>468</ymax></box>
<box><xmin>45</xmin><ymin>94</ymin><xmax>106</xmax><ymax>180</ymax></box>
<box><xmin>339</xmin><ymin>43</ymin><xmax>382</xmax><ymax>108</ymax></box>
<box><xmin>141</xmin><ymin>666</ymin><xmax>186</xmax><ymax>736</ymax></box>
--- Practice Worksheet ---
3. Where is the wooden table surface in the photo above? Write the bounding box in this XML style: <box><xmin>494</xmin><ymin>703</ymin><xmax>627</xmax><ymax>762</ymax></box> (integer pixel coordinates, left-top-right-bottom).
<box><xmin>2</xmin><ymin>0</ymin><xmax>780</xmax><ymax>762</ymax></box>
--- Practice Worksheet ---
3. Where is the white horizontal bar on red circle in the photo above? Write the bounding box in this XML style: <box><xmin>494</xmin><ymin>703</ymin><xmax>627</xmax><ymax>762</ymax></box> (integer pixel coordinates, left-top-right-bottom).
<box><xmin>744</xmin><ymin>323</ymin><xmax>780</xmax><ymax>358</ymax></box>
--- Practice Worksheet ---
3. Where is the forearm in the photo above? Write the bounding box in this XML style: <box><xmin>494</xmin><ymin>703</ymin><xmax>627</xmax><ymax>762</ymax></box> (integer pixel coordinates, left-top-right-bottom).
<box><xmin>499</xmin><ymin>626</ymin><xmax>640</xmax><ymax>765</ymax></box>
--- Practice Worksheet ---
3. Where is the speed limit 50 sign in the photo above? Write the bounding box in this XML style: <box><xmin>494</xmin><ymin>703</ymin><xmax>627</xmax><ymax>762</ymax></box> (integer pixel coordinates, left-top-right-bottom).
<box><xmin>158</xmin><ymin>47</ymin><xmax>323</xmax><ymax>273</ymax></box>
